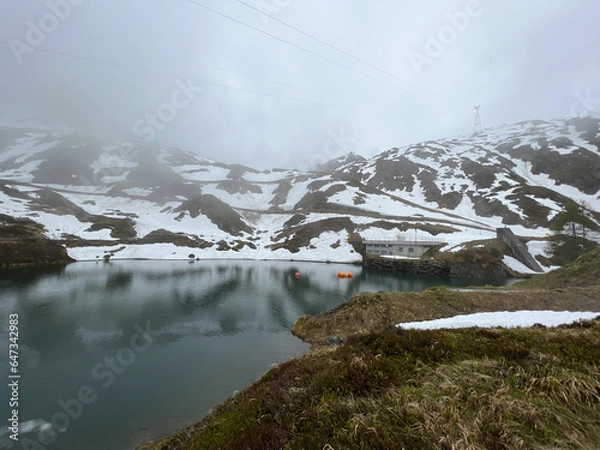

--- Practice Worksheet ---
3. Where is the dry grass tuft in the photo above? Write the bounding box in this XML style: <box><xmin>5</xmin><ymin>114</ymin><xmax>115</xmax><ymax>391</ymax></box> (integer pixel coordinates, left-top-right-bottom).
<box><xmin>140</xmin><ymin>318</ymin><xmax>600</xmax><ymax>450</ymax></box>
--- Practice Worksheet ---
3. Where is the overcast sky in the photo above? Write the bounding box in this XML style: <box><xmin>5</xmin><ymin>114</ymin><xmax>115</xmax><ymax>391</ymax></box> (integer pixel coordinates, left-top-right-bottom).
<box><xmin>1</xmin><ymin>0</ymin><xmax>599</xmax><ymax>169</ymax></box>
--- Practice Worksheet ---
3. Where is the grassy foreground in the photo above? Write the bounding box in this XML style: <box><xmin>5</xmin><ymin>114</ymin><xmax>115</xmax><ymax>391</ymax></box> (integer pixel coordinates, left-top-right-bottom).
<box><xmin>139</xmin><ymin>248</ymin><xmax>600</xmax><ymax>450</ymax></box>
<box><xmin>291</xmin><ymin>286</ymin><xmax>600</xmax><ymax>346</ymax></box>
<box><xmin>517</xmin><ymin>244</ymin><xmax>600</xmax><ymax>289</ymax></box>
<box><xmin>293</xmin><ymin>246</ymin><xmax>600</xmax><ymax>346</ymax></box>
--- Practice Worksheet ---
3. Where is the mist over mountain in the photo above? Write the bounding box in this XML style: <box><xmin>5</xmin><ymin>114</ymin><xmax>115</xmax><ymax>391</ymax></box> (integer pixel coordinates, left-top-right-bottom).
<box><xmin>317</xmin><ymin>152</ymin><xmax>367</xmax><ymax>173</ymax></box>
<box><xmin>3</xmin><ymin>5</ymin><xmax>600</xmax><ymax>450</ymax></box>
<box><xmin>1</xmin><ymin>116</ymin><xmax>599</xmax><ymax>266</ymax></box>
<box><xmin>2</xmin><ymin>1</ymin><xmax>599</xmax><ymax>170</ymax></box>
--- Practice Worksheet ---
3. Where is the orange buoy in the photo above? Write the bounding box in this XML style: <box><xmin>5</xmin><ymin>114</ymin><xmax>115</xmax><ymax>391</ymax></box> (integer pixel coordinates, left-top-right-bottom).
<box><xmin>295</xmin><ymin>272</ymin><xmax>301</xmax><ymax>278</ymax></box>
<box><xmin>337</xmin><ymin>272</ymin><xmax>353</xmax><ymax>278</ymax></box>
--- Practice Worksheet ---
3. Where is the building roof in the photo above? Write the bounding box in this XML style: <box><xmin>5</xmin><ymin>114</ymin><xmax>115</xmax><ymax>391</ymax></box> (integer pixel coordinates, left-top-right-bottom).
<box><xmin>363</xmin><ymin>239</ymin><xmax>444</xmax><ymax>246</ymax></box>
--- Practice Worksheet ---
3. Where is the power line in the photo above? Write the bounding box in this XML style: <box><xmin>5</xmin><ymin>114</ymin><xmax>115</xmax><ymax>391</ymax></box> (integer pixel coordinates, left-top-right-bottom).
<box><xmin>1</xmin><ymin>40</ymin><xmax>316</xmax><ymax>95</ymax></box>
<box><xmin>210</xmin><ymin>82</ymin><xmax>362</xmax><ymax>110</ymax></box>
<box><xmin>183</xmin><ymin>0</ymin><xmax>441</xmax><ymax>103</ymax></box>
<box><xmin>1</xmin><ymin>40</ymin><xmax>190</xmax><ymax>79</ymax></box>
<box><xmin>2</xmin><ymin>3</ymin><xmax>447</xmax><ymax>106</ymax></box>
<box><xmin>2</xmin><ymin>3</ymin><xmax>453</xmax><ymax>107</ymax></box>
<box><xmin>0</xmin><ymin>41</ymin><xmax>410</xmax><ymax>116</ymax></box>
<box><xmin>0</xmin><ymin>38</ymin><xmax>321</xmax><ymax>97</ymax></box>
<box><xmin>198</xmin><ymin>62</ymin><xmax>321</xmax><ymax>96</ymax></box>
<box><xmin>232</xmin><ymin>0</ymin><xmax>441</xmax><ymax>101</ymax></box>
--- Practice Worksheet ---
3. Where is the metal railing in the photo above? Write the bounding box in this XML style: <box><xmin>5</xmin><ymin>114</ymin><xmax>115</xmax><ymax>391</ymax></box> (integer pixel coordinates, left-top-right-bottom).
<box><xmin>363</xmin><ymin>239</ymin><xmax>445</xmax><ymax>246</ymax></box>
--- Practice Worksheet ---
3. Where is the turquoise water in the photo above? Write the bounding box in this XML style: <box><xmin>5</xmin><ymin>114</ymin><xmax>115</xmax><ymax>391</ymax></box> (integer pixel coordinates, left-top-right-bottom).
<box><xmin>0</xmin><ymin>260</ymin><xmax>505</xmax><ymax>450</ymax></box>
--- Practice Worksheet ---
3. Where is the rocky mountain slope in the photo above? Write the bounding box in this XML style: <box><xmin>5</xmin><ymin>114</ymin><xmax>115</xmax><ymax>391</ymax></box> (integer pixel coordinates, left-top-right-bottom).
<box><xmin>0</xmin><ymin>117</ymin><xmax>599</xmax><ymax>265</ymax></box>
<box><xmin>316</xmin><ymin>151</ymin><xmax>366</xmax><ymax>172</ymax></box>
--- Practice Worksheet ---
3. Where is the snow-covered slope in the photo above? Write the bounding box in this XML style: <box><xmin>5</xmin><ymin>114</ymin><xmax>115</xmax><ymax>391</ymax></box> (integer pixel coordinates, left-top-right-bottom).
<box><xmin>398</xmin><ymin>310</ymin><xmax>600</xmax><ymax>330</ymax></box>
<box><xmin>1</xmin><ymin>117</ymin><xmax>599</xmax><ymax>264</ymax></box>
<box><xmin>339</xmin><ymin>117</ymin><xmax>600</xmax><ymax>228</ymax></box>
<box><xmin>316</xmin><ymin>151</ymin><xmax>367</xmax><ymax>172</ymax></box>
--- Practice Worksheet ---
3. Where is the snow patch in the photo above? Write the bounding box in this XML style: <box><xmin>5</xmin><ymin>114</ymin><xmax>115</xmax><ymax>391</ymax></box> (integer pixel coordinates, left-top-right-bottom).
<box><xmin>398</xmin><ymin>311</ymin><xmax>599</xmax><ymax>330</ymax></box>
<box><xmin>502</xmin><ymin>256</ymin><xmax>540</xmax><ymax>274</ymax></box>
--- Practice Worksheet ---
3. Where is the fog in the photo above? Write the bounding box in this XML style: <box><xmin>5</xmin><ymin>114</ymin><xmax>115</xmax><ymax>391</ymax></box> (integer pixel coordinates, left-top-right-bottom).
<box><xmin>1</xmin><ymin>0</ymin><xmax>599</xmax><ymax>169</ymax></box>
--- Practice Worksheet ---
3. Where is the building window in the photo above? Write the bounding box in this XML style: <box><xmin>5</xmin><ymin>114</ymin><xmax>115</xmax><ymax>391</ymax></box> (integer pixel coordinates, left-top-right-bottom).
<box><xmin>408</xmin><ymin>247</ymin><xmax>414</xmax><ymax>253</ymax></box>
<box><xmin>397</xmin><ymin>247</ymin><xmax>404</xmax><ymax>253</ymax></box>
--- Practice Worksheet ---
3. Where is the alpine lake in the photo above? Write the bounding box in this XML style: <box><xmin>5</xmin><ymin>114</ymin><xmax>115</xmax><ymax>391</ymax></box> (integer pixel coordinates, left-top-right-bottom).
<box><xmin>0</xmin><ymin>260</ymin><xmax>509</xmax><ymax>450</ymax></box>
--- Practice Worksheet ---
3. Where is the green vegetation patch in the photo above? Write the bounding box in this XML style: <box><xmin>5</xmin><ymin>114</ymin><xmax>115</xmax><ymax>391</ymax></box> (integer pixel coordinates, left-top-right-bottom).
<box><xmin>141</xmin><ymin>319</ymin><xmax>600</xmax><ymax>450</ymax></box>
<box><xmin>0</xmin><ymin>214</ymin><xmax>74</xmax><ymax>267</ymax></box>
<box><xmin>517</xmin><ymin>245</ymin><xmax>600</xmax><ymax>289</ymax></box>
<box><xmin>431</xmin><ymin>239</ymin><xmax>507</xmax><ymax>263</ymax></box>
<box><xmin>291</xmin><ymin>286</ymin><xmax>600</xmax><ymax>346</ymax></box>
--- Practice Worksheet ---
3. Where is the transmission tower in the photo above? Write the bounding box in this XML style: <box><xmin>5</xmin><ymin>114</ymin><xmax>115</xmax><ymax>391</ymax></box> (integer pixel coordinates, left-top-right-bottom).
<box><xmin>473</xmin><ymin>105</ymin><xmax>483</xmax><ymax>135</ymax></box>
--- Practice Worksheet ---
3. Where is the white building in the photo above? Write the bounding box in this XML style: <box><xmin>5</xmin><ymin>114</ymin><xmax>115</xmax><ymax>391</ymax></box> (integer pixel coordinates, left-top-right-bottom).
<box><xmin>364</xmin><ymin>239</ymin><xmax>443</xmax><ymax>258</ymax></box>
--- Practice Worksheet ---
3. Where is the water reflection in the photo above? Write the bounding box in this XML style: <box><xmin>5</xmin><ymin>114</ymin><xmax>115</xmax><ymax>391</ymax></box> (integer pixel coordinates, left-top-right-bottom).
<box><xmin>0</xmin><ymin>260</ymin><xmax>504</xmax><ymax>450</ymax></box>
